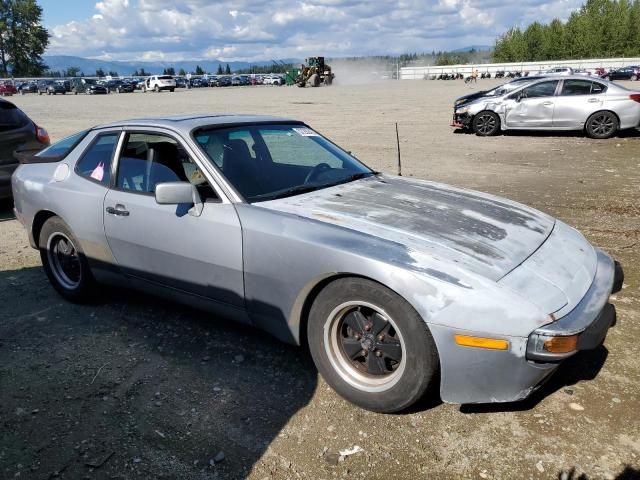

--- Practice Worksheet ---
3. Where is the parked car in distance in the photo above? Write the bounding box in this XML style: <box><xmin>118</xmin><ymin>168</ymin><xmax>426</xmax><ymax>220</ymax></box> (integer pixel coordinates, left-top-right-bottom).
<box><xmin>18</xmin><ymin>82</ymin><xmax>38</xmax><ymax>95</ymax></box>
<box><xmin>70</xmin><ymin>78</ymin><xmax>108</xmax><ymax>95</ymax></box>
<box><xmin>602</xmin><ymin>66</ymin><xmax>640</xmax><ymax>81</ymax></box>
<box><xmin>142</xmin><ymin>75</ymin><xmax>176</xmax><ymax>92</ymax></box>
<box><xmin>453</xmin><ymin>76</ymin><xmax>640</xmax><ymax>139</ymax></box>
<box><xmin>37</xmin><ymin>80</ymin><xmax>66</xmax><ymax>95</ymax></box>
<box><xmin>231</xmin><ymin>76</ymin><xmax>241</xmax><ymax>86</ymax></box>
<box><xmin>0</xmin><ymin>98</ymin><xmax>49</xmax><ymax>199</ymax></box>
<box><xmin>101</xmin><ymin>80</ymin><xmax>134</xmax><ymax>93</ymax></box>
<box><xmin>56</xmin><ymin>80</ymin><xmax>71</xmax><ymax>92</ymax></box>
<box><xmin>0</xmin><ymin>82</ymin><xmax>17</xmax><ymax>96</ymax></box>
<box><xmin>216</xmin><ymin>76</ymin><xmax>231</xmax><ymax>87</ymax></box>
<box><xmin>11</xmin><ymin>114</ymin><xmax>623</xmax><ymax>413</ymax></box>
<box><xmin>189</xmin><ymin>77</ymin><xmax>207</xmax><ymax>88</ymax></box>
<box><xmin>174</xmin><ymin>77</ymin><xmax>187</xmax><ymax>88</ymax></box>
<box><xmin>542</xmin><ymin>66</ymin><xmax>574</xmax><ymax>75</ymax></box>
<box><xmin>264</xmin><ymin>75</ymin><xmax>284</xmax><ymax>85</ymax></box>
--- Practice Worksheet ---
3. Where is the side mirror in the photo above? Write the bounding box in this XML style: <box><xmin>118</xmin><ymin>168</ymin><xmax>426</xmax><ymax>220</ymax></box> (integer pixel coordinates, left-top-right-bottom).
<box><xmin>155</xmin><ymin>181</ymin><xmax>203</xmax><ymax>217</ymax></box>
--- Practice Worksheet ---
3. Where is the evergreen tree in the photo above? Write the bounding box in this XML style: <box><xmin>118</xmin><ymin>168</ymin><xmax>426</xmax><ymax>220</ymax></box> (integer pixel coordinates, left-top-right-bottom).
<box><xmin>195</xmin><ymin>65</ymin><xmax>204</xmax><ymax>75</ymax></box>
<box><xmin>216</xmin><ymin>64</ymin><xmax>223</xmax><ymax>75</ymax></box>
<box><xmin>95</xmin><ymin>67</ymin><xmax>105</xmax><ymax>77</ymax></box>
<box><xmin>225</xmin><ymin>63</ymin><xmax>231</xmax><ymax>74</ymax></box>
<box><xmin>178</xmin><ymin>68</ymin><xmax>186</xmax><ymax>76</ymax></box>
<box><xmin>0</xmin><ymin>0</ymin><xmax>50</xmax><ymax>76</ymax></box>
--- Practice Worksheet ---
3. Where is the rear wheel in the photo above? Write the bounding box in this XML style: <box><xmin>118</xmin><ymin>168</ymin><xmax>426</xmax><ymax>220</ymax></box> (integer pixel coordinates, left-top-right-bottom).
<box><xmin>307</xmin><ymin>278</ymin><xmax>439</xmax><ymax>413</ymax></box>
<box><xmin>170</xmin><ymin>87</ymin><xmax>175</xmax><ymax>92</ymax></box>
<box><xmin>154</xmin><ymin>85</ymin><xmax>160</xmax><ymax>93</ymax></box>
<box><xmin>585</xmin><ymin>111</ymin><xmax>618</xmax><ymax>139</ymax></box>
<box><xmin>472</xmin><ymin>110</ymin><xmax>501</xmax><ymax>136</ymax></box>
<box><xmin>309</xmin><ymin>74</ymin><xmax>320</xmax><ymax>87</ymax></box>
<box><xmin>604</xmin><ymin>75</ymin><xmax>611</xmax><ymax>81</ymax></box>
<box><xmin>39</xmin><ymin>217</ymin><xmax>96</xmax><ymax>302</ymax></box>
<box><xmin>632</xmin><ymin>75</ymin><xmax>638</xmax><ymax>81</ymax></box>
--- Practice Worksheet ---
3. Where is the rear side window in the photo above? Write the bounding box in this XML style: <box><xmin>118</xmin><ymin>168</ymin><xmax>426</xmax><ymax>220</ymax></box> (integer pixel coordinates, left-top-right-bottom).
<box><xmin>561</xmin><ymin>80</ymin><xmax>606</xmax><ymax>96</ymax></box>
<box><xmin>76</xmin><ymin>133</ymin><xmax>120</xmax><ymax>185</ymax></box>
<box><xmin>0</xmin><ymin>105</ymin><xmax>29</xmax><ymax>131</ymax></box>
<box><xmin>36</xmin><ymin>130</ymin><xmax>89</xmax><ymax>158</ymax></box>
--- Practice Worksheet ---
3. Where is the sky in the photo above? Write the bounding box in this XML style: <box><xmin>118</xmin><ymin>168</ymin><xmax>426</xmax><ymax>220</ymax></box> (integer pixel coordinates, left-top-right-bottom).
<box><xmin>38</xmin><ymin>0</ymin><xmax>583</xmax><ymax>62</ymax></box>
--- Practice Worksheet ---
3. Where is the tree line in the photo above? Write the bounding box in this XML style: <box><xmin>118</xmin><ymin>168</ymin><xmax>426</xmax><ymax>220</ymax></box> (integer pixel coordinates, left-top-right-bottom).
<box><xmin>494</xmin><ymin>0</ymin><xmax>640</xmax><ymax>62</ymax></box>
<box><xmin>0</xmin><ymin>0</ymin><xmax>48</xmax><ymax>76</ymax></box>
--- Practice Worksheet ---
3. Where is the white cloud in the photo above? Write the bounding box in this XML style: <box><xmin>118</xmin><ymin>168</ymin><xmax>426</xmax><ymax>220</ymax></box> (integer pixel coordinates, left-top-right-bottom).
<box><xmin>46</xmin><ymin>0</ymin><xmax>583</xmax><ymax>61</ymax></box>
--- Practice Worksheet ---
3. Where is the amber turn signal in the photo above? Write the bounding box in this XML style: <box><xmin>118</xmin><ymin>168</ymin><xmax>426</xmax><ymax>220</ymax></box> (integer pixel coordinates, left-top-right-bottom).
<box><xmin>543</xmin><ymin>335</ymin><xmax>578</xmax><ymax>353</ymax></box>
<box><xmin>454</xmin><ymin>335</ymin><xmax>509</xmax><ymax>350</ymax></box>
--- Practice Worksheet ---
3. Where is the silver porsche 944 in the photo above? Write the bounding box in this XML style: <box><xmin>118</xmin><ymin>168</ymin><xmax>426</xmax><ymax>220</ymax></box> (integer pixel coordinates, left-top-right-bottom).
<box><xmin>11</xmin><ymin>115</ymin><xmax>624</xmax><ymax>412</ymax></box>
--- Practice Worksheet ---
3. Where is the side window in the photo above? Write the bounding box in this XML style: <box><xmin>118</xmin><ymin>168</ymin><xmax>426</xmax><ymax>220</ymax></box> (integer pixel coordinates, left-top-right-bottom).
<box><xmin>591</xmin><ymin>82</ymin><xmax>606</xmax><ymax>94</ymax></box>
<box><xmin>561</xmin><ymin>80</ymin><xmax>594</xmax><ymax>96</ymax></box>
<box><xmin>521</xmin><ymin>80</ymin><xmax>559</xmax><ymax>99</ymax></box>
<box><xmin>116</xmin><ymin>132</ymin><xmax>214</xmax><ymax>196</ymax></box>
<box><xmin>75</xmin><ymin>133</ymin><xmax>119</xmax><ymax>185</ymax></box>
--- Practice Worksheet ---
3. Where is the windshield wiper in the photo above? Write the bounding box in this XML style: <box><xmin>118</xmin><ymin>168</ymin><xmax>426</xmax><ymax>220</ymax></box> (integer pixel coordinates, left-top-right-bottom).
<box><xmin>265</xmin><ymin>184</ymin><xmax>325</xmax><ymax>200</ymax></box>
<box><xmin>327</xmin><ymin>171</ymin><xmax>377</xmax><ymax>187</ymax></box>
<box><xmin>257</xmin><ymin>171</ymin><xmax>377</xmax><ymax>202</ymax></box>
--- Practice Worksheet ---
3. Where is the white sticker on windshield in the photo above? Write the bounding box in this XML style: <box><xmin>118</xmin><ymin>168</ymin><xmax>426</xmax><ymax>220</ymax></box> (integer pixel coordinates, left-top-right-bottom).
<box><xmin>292</xmin><ymin>127</ymin><xmax>319</xmax><ymax>137</ymax></box>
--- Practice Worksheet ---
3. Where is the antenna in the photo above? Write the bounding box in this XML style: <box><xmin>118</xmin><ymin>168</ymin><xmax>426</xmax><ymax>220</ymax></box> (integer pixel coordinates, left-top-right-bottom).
<box><xmin>395</xmin><ymin>122</ymin><xmax>402</xmax><ymax>176</ymax></box>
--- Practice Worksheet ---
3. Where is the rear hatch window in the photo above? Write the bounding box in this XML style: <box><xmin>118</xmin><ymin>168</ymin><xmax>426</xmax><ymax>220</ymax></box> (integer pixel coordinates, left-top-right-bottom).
<box><xmin>35</xmin><ymin>129</ymin><xmax>89</xmax><ymax>159</ymax></box>
<box><xmin>0</xmin><ymin>103</ymin><xmax>29</xmax><ymax>132</ymax></box>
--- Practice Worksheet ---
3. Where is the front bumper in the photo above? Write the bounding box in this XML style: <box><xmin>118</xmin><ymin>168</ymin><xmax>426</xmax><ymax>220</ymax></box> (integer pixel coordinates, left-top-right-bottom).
<box><xmin>526</xmin><ymin>249</ymin><xmax>622</xmax><ymax>362</ymax></box>
<box><xmin>451</xmin><ymin>111</ymin><xmax>472</xmax><ymax>129</ymax></box>
<box><xmin>432</xmin><ymin>249</ymin><xmax>622</xmax><ymax>405</ymax></box>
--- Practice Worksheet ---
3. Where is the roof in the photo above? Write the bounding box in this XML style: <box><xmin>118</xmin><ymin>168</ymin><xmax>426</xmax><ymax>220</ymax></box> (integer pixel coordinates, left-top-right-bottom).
<box><xmin>96</xmin><ymin>113</ymin><xmax>298</xmax><ymax>132</ymax></box>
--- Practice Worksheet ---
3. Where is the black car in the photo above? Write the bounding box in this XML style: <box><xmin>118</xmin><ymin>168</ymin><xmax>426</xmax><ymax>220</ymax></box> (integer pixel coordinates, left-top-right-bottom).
<box><xmin>602</xmin><ymin>66</ymin><xmax>640</xmax><ymax>81</ymax></box>
<box><xmin>70</xmin><ymin>78</ymin><xmax>108</xmax><ymax>95</ymax></box>
<box><xmin>453</xmin><ymin>75</ymin><xmax>546</xmax><ymax>110</ymax></box>
<box><xmin>18</xmin><ymin>82</ymin><xmax>38</xmax><ymax>95</ymax></box>
<box><xmin>102</xmin><ymin>80</ymin><xmax>134</xmax><ymax>93</ymax></box>
<box><xmin>174</xmin><ymin>77</ymin><xmax>187</xmax><ymax>88</ymax></box>
<box><xmin>0</xmin><ymin>99</ymin><xmax>49</xmax><ymax>199</ymax></box>
<box><xmin>37</xmin><ymin>80</ymin><xmax>66</xmax><ymax>95</ymax></box>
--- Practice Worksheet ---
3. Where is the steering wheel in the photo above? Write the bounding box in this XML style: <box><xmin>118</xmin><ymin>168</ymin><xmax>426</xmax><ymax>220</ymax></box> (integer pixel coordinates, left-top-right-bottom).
<box><xmin>304</xmin><ymin>163</ymin><xmax>331</xmax><ymax>184</ymax></box>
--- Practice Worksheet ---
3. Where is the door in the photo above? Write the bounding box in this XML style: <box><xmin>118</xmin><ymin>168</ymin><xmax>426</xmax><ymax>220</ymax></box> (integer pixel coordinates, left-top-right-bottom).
<box><xmin>504</xmin><ymin>80</ymin><xmax>560</xmax><ymax>128</ymax></box>
<box><xmin>553</xmin><ymin>79</ymin><xmax>606</xmax><ymax>128</ymax></box>
<box><xmin>103</xmin><ymin>130</ymin><xmax>244</xmax><ymax>307</ymax></box>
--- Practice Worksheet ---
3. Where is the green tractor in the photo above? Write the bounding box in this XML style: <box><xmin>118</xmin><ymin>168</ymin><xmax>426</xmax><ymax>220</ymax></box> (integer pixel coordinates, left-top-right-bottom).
<box><xmin>296</xmin><ymin>57</ymin><xmax>335</xmax><ymax>87</ymax></box>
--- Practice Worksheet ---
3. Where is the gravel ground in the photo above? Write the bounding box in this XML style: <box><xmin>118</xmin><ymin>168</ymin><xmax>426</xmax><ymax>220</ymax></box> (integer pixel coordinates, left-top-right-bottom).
<box><xmin>1</xmin><ymin>78</ymin><xmax>639</xmax><ymax>480</ymax></box>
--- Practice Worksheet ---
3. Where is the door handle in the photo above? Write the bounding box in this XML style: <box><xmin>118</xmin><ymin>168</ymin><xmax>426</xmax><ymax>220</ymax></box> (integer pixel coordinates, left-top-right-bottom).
<box><xmin>106</xmin><ymin>204</ymin><xmax>130</xmax><ymax>216</ymax></box>
<box><xmin>542</xmin><ymin>101</ymin><xmax>554</xmax><ymax>106</ymax></box>
<box><xmin>588</xmin><ymin>98</ymin><xmax>600</xmax><ymax>103</ymax></box>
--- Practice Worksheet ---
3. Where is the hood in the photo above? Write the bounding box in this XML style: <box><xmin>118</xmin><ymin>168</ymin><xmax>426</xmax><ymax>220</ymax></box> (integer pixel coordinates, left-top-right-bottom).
<box><xmin>455</xmin><ymin>90</ymin><xmax>489</xmax><ymax>106</ymax></box>
<box><xmin>259</xmin><ymin>175</ymin><xmax>555</xmax><ymax>282</ymax></box>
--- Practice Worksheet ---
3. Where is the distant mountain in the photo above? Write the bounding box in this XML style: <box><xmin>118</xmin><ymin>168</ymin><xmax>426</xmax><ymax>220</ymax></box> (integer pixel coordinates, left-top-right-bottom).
<box><xmin>451</xmin><ymin>45</ymin><xmax>492</xmax><ymax>53</ymax></box>
<box><xmin>42</xmin><ymin>55</ymin><xmax>301</xmax><ymax>75</ymax></box>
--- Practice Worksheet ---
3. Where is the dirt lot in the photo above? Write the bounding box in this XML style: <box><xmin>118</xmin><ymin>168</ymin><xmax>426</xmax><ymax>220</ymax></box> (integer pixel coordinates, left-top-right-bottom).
<box><xmin>1</xmin><ymin>79</ymin><xmax>639</xmax><ymax>480</ymax></box>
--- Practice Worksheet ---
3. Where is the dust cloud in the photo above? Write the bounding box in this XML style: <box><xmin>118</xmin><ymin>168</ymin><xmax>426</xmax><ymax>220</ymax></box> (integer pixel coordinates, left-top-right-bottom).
<box><xmin>330</xmin><ymin>59</ymin><xmax>396</xmax><ymax>85</ymax></box>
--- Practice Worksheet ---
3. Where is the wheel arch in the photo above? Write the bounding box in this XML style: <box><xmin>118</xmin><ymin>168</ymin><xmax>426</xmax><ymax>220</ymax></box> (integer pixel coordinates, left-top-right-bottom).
<box><xmin>292</xmin><ymin>272</ymin><xmax>440</xmax><ymax>359</ymax></box>
<box><xmin>31</xmin><ymin>210</ymin><xmax>59</xmax><ymax>247</ymax></box>
<box><xmin>585</xmin><ymin>109</ymin><xmax>620</xmax><ymax>130</ymax></box>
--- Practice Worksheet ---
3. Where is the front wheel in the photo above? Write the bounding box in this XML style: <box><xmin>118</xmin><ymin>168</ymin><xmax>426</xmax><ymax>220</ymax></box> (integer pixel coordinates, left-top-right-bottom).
<box><xmin>472</xmin><ymin>110</ymin><xmax>501</xmax><ymax>136</ymax></box>
<box><xmin>170</xmin><ymin>87</ymin><xmax>175</xmax><ymax>92</ymax></box>
<box><xmin>308</xmin><ymin>278</ymin><xmax>439</xmax><ymax>413</ymax></box>
<box><xmin>154</xmin><ymin>85</ymin><xmax>160</xmax><ymax>93</ymax></box>
<box><xmin>39</xmin><ymin>217</ymin><xmax>96</xmax><ymax>302</ymax></box>
<box><xmin>585</xmin><ymin>111</ymin><xmax>618</xmax><ymax>139</ymax></box>
<box><xmin>632</xmin><ymin>75</ymin><xmax>638</xmax><ymax>81</ymax></box>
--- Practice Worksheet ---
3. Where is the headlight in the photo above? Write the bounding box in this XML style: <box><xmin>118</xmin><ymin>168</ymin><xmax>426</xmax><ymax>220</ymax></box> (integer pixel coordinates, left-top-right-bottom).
<box><xmin>455</xmin><ymin>106</ymin><xmax>469</xmax><ymax>114</ymax></box>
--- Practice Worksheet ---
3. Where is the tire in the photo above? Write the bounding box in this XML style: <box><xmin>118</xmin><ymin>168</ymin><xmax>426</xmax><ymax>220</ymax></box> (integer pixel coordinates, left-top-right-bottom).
<box><xmin>39</xmin><ymin>217</ymin><xmax>96</xmax><ymax>302</ymax></box>
<box><xmin>154</xmin><ymin>85</ymin><xmax>160</xmax><ymax>93</ymax></box>
<box><xmin>472</xmin><ymin>110</ymin><xmax>501</xmax><ymax>136</ymax></box>
<box><xmin>632</xmin><ymin>75</ymin><xmax>638</xmax><ymax>81</ymax></box>
<box><xmin>585</xmin><ymin>111</ymin><xmax>618</xmax><ymax>139</ymax></box>
<box><xmin>170</xmin><ymin>88</ymin><xmax>175</xmax><ymax>92</ymax></box>
<box><xmin>307</xmin><ymin>278</ymin><xmax>439</xmax><ymax>413</ymax></box>
<box><xmin>142</xmin><ymin>86</ymin><xmax>146</xmax><ymax>93</ymax></box>
<box><xmin>309</xmin><ymin>73</ymin><xmax>320</xmax><ymax>87</ymax></box>
<box><xmin>604</xmin><ymin>76</ymin><xmax>611</xmax><ymax>81</ymax></box>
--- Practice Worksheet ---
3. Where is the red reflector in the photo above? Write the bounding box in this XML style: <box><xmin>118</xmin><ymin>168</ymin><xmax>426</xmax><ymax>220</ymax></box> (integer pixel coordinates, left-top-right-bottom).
<box><xmin>629</xmin><ymin>94</ymin><xmax>640</xmax><ymax>103</ymax></box>
<box><xmin>35</xmin><ymin>124</ymin><xmax>50</xmax><ymax>144</ymax></box>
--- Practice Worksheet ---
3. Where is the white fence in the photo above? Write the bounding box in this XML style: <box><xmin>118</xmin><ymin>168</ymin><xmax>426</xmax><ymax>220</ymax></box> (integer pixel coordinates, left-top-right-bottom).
<box><xmin>400</xmin><ymin>57</ymin><xmax>640</xmax><ymax>79</ymax></box>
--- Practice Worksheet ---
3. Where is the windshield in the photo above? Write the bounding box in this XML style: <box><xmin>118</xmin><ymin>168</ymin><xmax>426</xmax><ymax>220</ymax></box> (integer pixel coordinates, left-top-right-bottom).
<box><xmin>487</xmin><ymin>79</ymin><xmax>537</xmax><ymax>96</ymax></box>
<box><xmin>194</xmin><ymin>123</ymin><xmax>373</xmax><ymax>202</ymax></box>
<box><xmin>84</xmin><ymin>78</ymin><xmax>96</xmax><ymax>85</ymax></box>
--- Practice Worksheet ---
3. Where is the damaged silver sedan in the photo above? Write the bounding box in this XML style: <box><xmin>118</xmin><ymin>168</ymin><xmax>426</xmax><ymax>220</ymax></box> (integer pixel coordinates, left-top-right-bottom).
<box><xmin>12</xmin><ymin>115</ymin><xmax>624</xmax><ymax>412</ymax></box>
